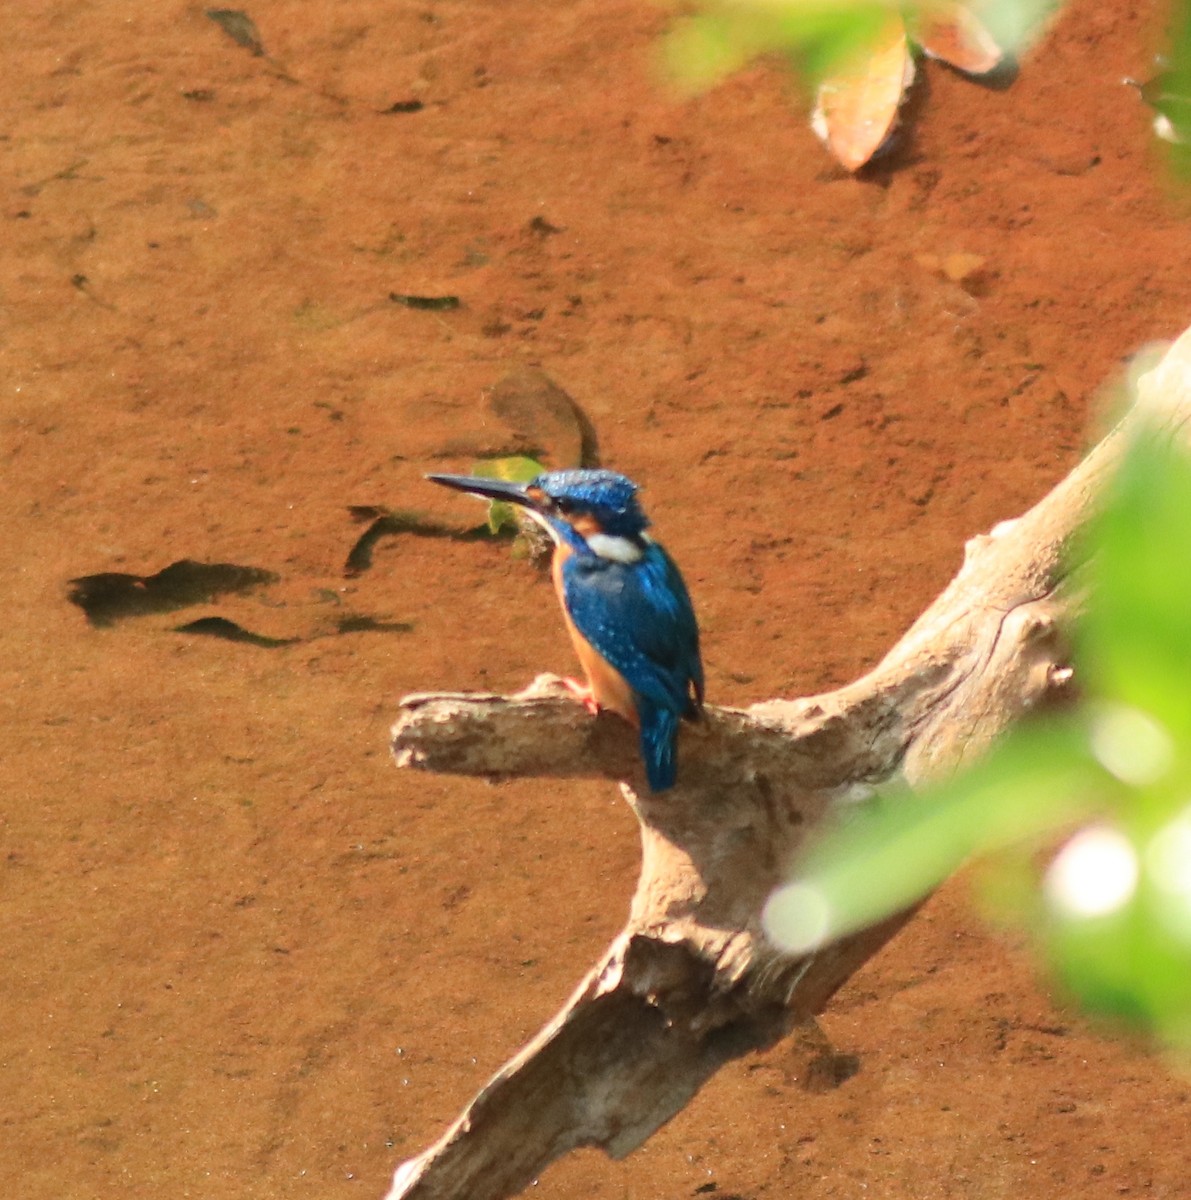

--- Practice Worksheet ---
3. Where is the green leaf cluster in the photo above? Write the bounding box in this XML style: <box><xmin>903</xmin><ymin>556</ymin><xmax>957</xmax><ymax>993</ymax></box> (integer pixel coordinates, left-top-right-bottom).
<box><xmin>659</xmin><ymin>0</ymin><xmax>1058</xmax><ymax>92</ymax></box>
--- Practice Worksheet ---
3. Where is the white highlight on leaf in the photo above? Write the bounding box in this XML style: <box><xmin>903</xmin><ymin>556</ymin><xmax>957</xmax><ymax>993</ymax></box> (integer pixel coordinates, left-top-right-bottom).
<box><xmin>762</xmin><ymin>881</ymin><xmax>832</xmax><ymax>955</ymax></box>
<box><xmin>1146</xmin><ymin>809</ymin><xmax>1191</xmax><ymax>939</ymax></box>
<box><xmin>974</xmin><ymin>0</ymin><xmax>1057</xmax><ymax>52</ymax></box>
<box><xmin>1153</xmin><ymin>113</ymin><xmax>1183</xmax><ymax>145</ymax></box>
<box><xmin>1045</xmin><ymin>824</ymin><xmax>1138</xmax><ymax>919</ymax></box>
<box><xmin>1088</xmin><ymin>703</ymin><xmax>1174</xmax><ymax>788</ymax></box>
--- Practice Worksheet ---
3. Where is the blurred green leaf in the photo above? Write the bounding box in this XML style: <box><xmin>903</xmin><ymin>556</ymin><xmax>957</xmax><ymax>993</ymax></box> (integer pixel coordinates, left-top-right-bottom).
<box><xmin>765</xmin><ymin>718</ymin><xmax>1110</xmax><ymax>952</ymax></box>
<box><xmin>1044</xmin><ymin>813</ymin><xmax>1191</xmax><ymax>1042</ymax></box>
<box><xmin>660</xmin><ymin>0</ymin><xmax>1057</xmax><ymax>96</ymax></box>
<box><xmin>1079</xmin><ymin>428</ymin><xmax>1191</xmax><ymax>742</ymax></box>
<box><xmin>966</xmin><ymin>0</ymin><xmax>1059</xmax><ymax>52</ymax></box>
<box><xmin>470</xmin><ymin>455</ymin><xmax>545</xmax><ymax>535</ymax></box>
<box><xmin>1150</xmin><ymin>4</ymin><xmax>1191</xmax><ymax>177</ymax></box>
<box><xmin>661</xmin><ymin>2</ymin><xmax>891</xmax><ymax>92</ymax></box>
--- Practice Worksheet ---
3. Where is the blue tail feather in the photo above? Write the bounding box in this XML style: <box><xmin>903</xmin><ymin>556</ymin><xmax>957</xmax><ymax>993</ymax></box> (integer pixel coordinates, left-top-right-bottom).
<box><xmin>638</xmin><ymin>700</ymin><xmax>682</xmax><ymax>792</ymax></box>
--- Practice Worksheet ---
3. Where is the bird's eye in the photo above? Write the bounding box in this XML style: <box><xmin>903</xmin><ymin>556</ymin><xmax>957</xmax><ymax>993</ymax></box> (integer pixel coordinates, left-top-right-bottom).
<box><xmin>553</xmin><ymin>497</ymin><xmax>574</xmax><ymax>516</ymax></box>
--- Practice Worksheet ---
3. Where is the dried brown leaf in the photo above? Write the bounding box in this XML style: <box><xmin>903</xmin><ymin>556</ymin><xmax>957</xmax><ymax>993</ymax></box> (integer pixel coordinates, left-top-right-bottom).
<box><xmin>915</xmin><ymin>2</ymin><xmax>1004</xmax><ymax>76</ymax></box>
<box><xmin>812</xmin><ymin>19</ymin><xmax>914</xmax><ymax>172</ymax></box>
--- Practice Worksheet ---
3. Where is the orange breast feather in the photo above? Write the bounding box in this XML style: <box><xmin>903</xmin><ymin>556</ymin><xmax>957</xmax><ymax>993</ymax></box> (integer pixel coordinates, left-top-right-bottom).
<box><xmin>551</xmin><ymin>544</ymin><xmax>638</xmax><ymax>726</ymax></box>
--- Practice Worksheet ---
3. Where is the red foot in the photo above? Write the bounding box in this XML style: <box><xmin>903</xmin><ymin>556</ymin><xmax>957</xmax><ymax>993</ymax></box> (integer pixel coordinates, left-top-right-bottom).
<box><xmin>560</xmin><ymin>676</ymin><xmax>601</xmax><ymax>716</ymax></box>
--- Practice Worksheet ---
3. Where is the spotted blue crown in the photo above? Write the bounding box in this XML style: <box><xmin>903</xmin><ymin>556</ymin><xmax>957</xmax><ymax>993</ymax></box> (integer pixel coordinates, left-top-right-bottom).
<box><xmin>530</xmin><ymin>469</ymin><xmax>650</xmax><ymax>538</ymax></box>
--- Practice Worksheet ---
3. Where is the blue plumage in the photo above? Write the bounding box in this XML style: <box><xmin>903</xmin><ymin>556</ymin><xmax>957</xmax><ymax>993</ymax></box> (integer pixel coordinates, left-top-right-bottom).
<box><xmin>560</xmin><ymin>539</ymin><xmax>703</xmax><ymax>790</ymax></box>
<box><xmin>426</xmin><ymin>466</ymin><xmax>704</xmax><ymax>791</ymax></box>
<box><xmin>532</xmin><ymin>469</ymin><xmax>645</xmax><ymax>538</ymax></box>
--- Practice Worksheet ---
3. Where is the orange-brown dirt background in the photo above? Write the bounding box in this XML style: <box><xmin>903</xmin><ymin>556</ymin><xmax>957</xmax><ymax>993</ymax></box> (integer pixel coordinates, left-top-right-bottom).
<box><xmin>6</xmin><ymin>2</ymin><xmax>1191</xmax><ymax>1197</ymax></box>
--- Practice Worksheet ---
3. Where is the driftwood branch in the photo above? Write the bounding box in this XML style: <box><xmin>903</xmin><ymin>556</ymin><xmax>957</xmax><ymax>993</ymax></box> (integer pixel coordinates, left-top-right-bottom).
<box><xmin>385</xmin><ymin>329</ymin><xmax>1191</xmax><ymax>1200</ymax></box>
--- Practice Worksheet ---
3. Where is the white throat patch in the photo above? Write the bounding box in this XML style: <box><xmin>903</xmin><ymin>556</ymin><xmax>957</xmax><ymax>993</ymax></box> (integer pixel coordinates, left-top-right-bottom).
<box><xmin>585</xmin><ymin>532</ymin><xmax>644</xmax><ymax>563</ymax></box>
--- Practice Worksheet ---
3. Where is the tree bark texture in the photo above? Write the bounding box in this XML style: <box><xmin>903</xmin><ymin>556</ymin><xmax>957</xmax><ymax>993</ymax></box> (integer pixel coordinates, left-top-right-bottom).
<box><xmin>384</xmin><ymin>326</ymin><xmax>1191</xmax><ymax>1200</ymax></box>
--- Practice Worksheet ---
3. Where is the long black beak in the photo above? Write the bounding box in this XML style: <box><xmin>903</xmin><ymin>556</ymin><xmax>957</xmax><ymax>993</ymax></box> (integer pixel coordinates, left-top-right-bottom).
<box><xmin>426</xmin><ymin>473</ymin><xmax>537</xmax><ymax>507</ymax></box>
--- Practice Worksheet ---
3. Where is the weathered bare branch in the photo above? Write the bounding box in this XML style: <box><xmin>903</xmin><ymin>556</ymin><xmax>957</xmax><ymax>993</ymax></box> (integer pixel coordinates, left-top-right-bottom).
<box><xmin>384</xmin><ymin>329</ymin><xmax>1191</xmax><ymax>1200</ymax></box>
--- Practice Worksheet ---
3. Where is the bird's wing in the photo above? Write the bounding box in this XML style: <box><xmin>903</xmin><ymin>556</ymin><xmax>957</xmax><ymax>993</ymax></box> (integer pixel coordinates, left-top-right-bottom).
<box><xmin>563</xmin><ymin>543</ymin><xmax>702</xmax><ymax>716</ymax></box>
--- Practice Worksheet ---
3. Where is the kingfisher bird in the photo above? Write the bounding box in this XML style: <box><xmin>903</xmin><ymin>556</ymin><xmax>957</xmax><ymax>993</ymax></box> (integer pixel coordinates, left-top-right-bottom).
<box><xmin>427</xmin><ymin>468</ymin><xmax>704</xmax><ymax>792</ymax></box>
